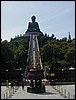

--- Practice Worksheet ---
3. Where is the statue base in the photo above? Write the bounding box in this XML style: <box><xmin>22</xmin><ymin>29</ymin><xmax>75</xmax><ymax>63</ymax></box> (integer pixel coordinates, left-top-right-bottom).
<box><xmin>25</xmin><ymin>32</ymin><xmax>43</xmax><ymax>36</ymax></box>
<box><xmin>27</xmin><ymin>69</ymin><xmax>46</xmax><ymax>93</ymax></box>
<box><xmin>27</xmin><ymin>86</ymin><xmax>45</xmax><ymax>93</ymax></box>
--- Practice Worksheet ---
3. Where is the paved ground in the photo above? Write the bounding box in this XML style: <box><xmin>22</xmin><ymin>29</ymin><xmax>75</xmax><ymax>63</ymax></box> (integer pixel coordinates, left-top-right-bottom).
<box><xmin>1</xmin><ymin>85</ymin><xmax>75</xmax><ymax>99</ymax></box>
<box><xmin>8</xmin><ymin>86</ymin><xmax>67</xmax><ymax>99</ymax></box>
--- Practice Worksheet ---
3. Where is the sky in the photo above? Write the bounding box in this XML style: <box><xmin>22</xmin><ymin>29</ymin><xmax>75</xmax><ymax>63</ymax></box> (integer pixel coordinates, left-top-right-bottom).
<box><xmin>1</xmin><ymin>1</ymin><xmax>75</xmax><ymax>41</ymax></box>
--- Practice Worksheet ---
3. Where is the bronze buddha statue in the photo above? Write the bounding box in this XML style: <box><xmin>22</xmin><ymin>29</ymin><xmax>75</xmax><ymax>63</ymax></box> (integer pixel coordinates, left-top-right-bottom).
<box><xmin>26</xmin><ymin>16</ymin><xmax>41</xmax><ymax>33</ymax></box>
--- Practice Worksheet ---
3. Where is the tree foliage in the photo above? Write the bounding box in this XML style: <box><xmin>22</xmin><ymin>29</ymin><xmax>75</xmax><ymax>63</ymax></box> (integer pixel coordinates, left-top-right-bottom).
<box><xmin>38</xmin><ymin>34</ymin><xmax>75</xmax><ymax>69</ymax></box>
<box><xmin>1</xmin><ymin>33</ymin><xmax>75</xmax><ymax>71</ymax></box>
<box><xmin>1</xmin><ymin>39</ymin><xmax>28</xmax><ymax>71</ymax></box>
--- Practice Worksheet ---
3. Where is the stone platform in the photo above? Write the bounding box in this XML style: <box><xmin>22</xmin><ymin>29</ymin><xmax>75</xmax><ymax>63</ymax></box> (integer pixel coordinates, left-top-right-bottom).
<box><xmin>27</xmin><ymin>86</ymin><xmax>45</xmax><ymax>93</ymax></box>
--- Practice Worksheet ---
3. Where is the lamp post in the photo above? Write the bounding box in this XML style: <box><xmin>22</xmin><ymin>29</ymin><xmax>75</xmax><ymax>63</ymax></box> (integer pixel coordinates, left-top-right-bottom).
<box><xmin>6</xmin><ymin>69</ymin><xmax>8</xmax><ymax>80</ymax></box>
<box><xmin>21</xmin><ymin>73</ymin><xmax>23</xmax><ymax>81</ymax></box>
<box><xmin>6</xmin><ymin>69</ymin><xmax>8</xmax><ymax>87</ymax></box>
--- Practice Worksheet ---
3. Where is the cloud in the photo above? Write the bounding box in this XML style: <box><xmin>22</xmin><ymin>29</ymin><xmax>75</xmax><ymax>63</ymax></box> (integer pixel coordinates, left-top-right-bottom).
<box><xmin>41</xmin><ymin>7</ymin><xmax>74</xmax><ymax>24</ymax></box>
<box><xmin>50</xmin><ymin>7</ymin><xmax>74</xmax><ymax>19</ymax></box>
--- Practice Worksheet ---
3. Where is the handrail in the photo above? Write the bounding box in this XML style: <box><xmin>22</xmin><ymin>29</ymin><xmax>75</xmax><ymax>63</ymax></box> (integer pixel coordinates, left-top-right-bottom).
<box><xmin>1</xmin><ymin>86</ymin><xmax>19</xmax><ymax>99</ymax></box>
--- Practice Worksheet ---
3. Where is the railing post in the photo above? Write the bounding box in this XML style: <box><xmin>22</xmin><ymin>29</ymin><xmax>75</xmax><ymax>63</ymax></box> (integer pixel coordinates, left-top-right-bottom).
<box><xmin>9</xmin><ymin>88</ymin><xmax>11</xmax><ymax>98</ymax></box>
<box><xmin>13</xmin><ymin>87</ymin><xmax>14</xmax><ymax>94</ymax></box>
<box><xmin>15</xmin><ymin>87</ymin><xmax>16</xmax><ymax>92</ymax></box>
<box><xmin>57</xmin><ymin>85</ymin><xmax>59</xmax><ymax>92</ymax></box>
<box><xmin>9</xmin><ymin>89</ymin><xmax>10</xmax><ymax>98</ymax></box>
<box><xmin>10</xmin><ymin>88</ymin><xmax>13</xmax><ymax>97</ymax></box>
<box><xmin>61</xmin><ymin>88</ymin><xmax>63</xmax><ymax>96</ymax></box>
<box><xmin>64</xmin><ymin>89</ymin><xmax>66</xmax><ymax>97</ymax></box>
<box><xmin>6</xmin><ymin>91</ymin><xmax>8</xmax><ymax>99</ymax></box>
<box><xmin>68</xmin><ymin>92</ymin><xmax>70</xmax><ymax>99</ymax></box>
<box><xmin>4</xmin><ymin>93</ymin><xmax>5</xmax><ymax>99</ymax></box>
<box><xmin>59</xmin><ymin>86</ymin><xmax>60</xmax><ymax>93</ymax></box>
<box><xmin>73</xmin><ymin>95</ymin><xmax>75</xmax><ymax>99</ymax></box>
<box><xmin>12</xmin><ymin>88</ymin><xmax>13</xmax><ymax>95</ymax></box>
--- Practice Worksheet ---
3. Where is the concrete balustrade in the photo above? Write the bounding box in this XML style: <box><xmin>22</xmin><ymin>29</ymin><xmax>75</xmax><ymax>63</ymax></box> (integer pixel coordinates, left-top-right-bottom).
<box><xmin>3</xmin><ymin>86</ymin><xmax>19</xmax><ymax>99</ymax></box>
<box><xmin>52</xmin><ymin>85</ymin><xmax>75</xmax><ymax>99</ymax></box>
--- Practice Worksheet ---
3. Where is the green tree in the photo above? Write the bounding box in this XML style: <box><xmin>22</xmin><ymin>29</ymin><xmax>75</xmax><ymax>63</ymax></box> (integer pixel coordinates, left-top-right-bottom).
<box><xmin>64</xmin><ymin>47</ymin><xmax>75</xmax><ymax>67</ymax></box>
<box><xmin>14</xmin><ymin>45</ymin><xmax>27</xmax><ymax>70</ymax></box>
<box><xmin>1</xmin><ymin>41</ymin><xmax>14</xmax><ymax>70</ymax></box>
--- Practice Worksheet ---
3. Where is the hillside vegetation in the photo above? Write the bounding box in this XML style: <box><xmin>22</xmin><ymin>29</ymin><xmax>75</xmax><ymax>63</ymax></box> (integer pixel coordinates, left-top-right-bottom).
<box><xmin>1</xmin><ymin>33</ymin><xmax>75</xmax><ymax>71</ymax></box>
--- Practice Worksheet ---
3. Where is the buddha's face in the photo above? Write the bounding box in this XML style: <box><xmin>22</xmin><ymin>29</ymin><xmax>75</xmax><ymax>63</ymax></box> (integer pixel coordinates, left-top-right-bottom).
<box><xmin>31</xmin><ymin>16</ymin><xmax>36</xmax><ymax>22</ymax></box>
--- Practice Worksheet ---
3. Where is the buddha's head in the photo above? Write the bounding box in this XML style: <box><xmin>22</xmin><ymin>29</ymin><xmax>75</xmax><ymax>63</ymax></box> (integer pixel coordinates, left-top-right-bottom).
<box><xmin>31</xmin><ymin>16</ymin><xmax>36</xmax><ymax>22</ymax></box>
